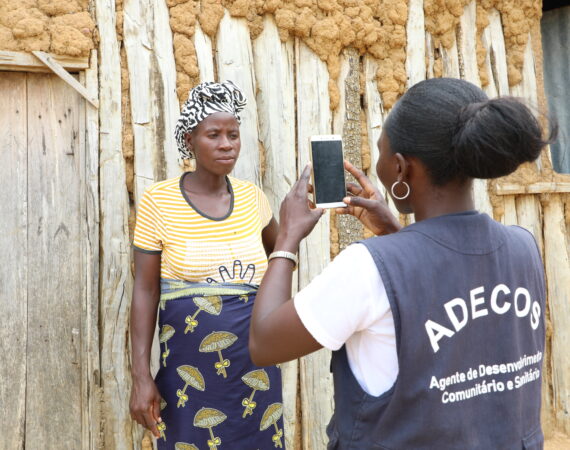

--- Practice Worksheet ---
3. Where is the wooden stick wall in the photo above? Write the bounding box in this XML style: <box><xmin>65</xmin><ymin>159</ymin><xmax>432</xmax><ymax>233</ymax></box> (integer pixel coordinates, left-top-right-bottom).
<box><xmin>92</xmin><ymin>1</ymin><xmax>570</xmax><ymax>448</ymax></box>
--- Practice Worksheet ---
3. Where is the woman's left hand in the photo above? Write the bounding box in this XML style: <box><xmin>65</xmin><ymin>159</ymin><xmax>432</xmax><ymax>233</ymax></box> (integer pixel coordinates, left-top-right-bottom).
<box><xmin>276</xmin><ymin>164</ymin><xmax>325</xmax><ymax>251</ymax></box>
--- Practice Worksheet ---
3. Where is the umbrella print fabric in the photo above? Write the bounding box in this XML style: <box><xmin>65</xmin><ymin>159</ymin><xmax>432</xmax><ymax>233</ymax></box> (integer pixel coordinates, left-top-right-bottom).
<box><xmin>154</xmin><ymin>281</ymin><xmax>284</xmax><ymax>449</ymax></box>
<box><xmin>199</xmin><ymin>331</ymin><xmax>238</xmax><ymax>378</ymax></box>
<box><xmin>174</xmin><ymin>443</ymin><xmax>199</xmax><ymax>450</ymax></box>
<box><xmin>160</xmin><ymin>325</ymin><xmax>176</xmax><ymax>367</ymax></box>
<box><xmin>241</xmin><ymin>369</ymin><xmax>270</xmax><ymax>417</ymax></box>
<box><xmin>260</xmin><ymin>403</ymin><xmax>284</xmax><ymax>449</ymax></box>
<box><xmin>176</xmin><ymin>365</ymin><xmax>206</xmax><ymax>408</ymax></box>
<box><xmin>185</xmin><ymin>296</ymin><xmax>223</xmax><ymax>333</ymax></box>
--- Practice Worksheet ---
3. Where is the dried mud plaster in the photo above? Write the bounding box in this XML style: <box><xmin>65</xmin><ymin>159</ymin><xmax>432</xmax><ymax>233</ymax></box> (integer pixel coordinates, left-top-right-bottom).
<box><xmin>0</xmin><ymin>0</ymin><xmax>95</xmax><ymax>56</ymax></box>
<box><xmin>166</xmin><ymin>0</ymin><xmax>408</xmax><ymax>109</ymax></box>
<box><xmin>424</xmin><ymin>0</ymin><xmax>542</xmax><ymax>87</ymax></box>
<box><xmin>169</xmin><ymin>0</ymin><xmax>202</xmax><ymax>103</ymax></box>
<box><xmin>168</xmin><ymin>0</ymin><xmax>543</xmax><ymax>109</ymax></box>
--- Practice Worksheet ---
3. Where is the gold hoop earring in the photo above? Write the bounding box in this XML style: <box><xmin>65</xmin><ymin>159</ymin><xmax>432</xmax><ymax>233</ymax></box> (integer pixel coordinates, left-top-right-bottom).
<box><xmin>391</xmin><ymin>181</ymin><xmax>410</xmax><ymax>200</ymax></box>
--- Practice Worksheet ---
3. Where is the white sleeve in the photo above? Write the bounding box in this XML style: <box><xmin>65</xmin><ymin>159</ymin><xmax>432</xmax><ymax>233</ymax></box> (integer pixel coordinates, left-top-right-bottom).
<box><xmin>294</xmin><ymin>243</ymin><xmax>391</xmax><ymax>351</ymax></box>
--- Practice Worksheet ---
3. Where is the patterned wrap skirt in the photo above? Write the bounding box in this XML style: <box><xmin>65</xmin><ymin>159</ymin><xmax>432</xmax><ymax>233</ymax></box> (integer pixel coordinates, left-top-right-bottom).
<box><xmin>155</xmin><ymin>279</ymin><xmax>285</xmax><ymax>450</ymax></box>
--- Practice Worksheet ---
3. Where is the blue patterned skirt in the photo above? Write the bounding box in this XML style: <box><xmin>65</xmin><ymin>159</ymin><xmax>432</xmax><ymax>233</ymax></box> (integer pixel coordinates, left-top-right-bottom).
<box><xmin>155</xmin><ymin>280</ymin><xmax>284</xmax><ymax>450</ymax></box>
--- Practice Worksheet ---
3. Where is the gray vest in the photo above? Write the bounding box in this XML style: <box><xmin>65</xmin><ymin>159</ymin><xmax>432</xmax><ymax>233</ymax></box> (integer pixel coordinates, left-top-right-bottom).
<box><xmin>327</xmin><ymin>211</ymin><xmax>545</xmax><ymax>450</ymax></box>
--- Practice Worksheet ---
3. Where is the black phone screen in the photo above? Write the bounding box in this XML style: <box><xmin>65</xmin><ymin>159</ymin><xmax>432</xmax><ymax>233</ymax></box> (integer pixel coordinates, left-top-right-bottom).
<box><xmin>311</xmin><ymin>139</ymin><xmax>345</xmax><ymax>205</ymax></box>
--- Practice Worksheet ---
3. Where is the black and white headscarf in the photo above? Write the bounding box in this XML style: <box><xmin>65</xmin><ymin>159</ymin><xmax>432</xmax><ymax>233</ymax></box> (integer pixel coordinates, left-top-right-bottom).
<box><xmin>174</xmin><ymin>80</ymin><xmax>247</xmax><ymax>159</ymax></box>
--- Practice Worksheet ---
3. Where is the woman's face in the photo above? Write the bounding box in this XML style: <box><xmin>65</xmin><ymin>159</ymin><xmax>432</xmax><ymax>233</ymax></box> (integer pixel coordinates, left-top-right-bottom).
<box><xmin>185</xmin><ymin>112</ymin><xmax>241</xmax><ymax>176</ymax></box>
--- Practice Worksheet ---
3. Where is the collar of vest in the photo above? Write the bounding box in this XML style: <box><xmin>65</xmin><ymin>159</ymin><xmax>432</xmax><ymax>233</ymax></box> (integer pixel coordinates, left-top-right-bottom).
<box><xmin>401</xmin><ymin>211</ymin><xmax>506</xmax><ymax>255</ymax></box>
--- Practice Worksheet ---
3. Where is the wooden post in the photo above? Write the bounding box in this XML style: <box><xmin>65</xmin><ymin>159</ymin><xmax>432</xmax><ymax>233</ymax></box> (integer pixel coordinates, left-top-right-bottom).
<box><xmin>81</xmin><ymin>49</ymin><xmax>102</xmax><ymax>450</ymax></box>
<box><xmin>96</xmin><ymin>0</ymin><xmax>138</xmax><ymax>447</ymax></box>
<box><xmin>195</xmin><ymin>22</ymin><xmax>215</xmax><ymax>82</ymax></box>
<box><xmin>296</xmin><ymin>39</ymin><xmax>334</xmax><ymax>450</ymax></box>
<box><xmin>333</xmin><ymin>48</ymin><xmax>364</xmax><ymax>252</ymax></box>
<box><xmin>406</xmin><ymin>0</ymin><xmax>426</xmax><ymax>88</ymax></box>
<box><xmin>152</xmin><ymin>0</ymin><xmax>182</xmax><ymax>179</ymax></box>
<box><xmin>252</xmin><ymin>16</ymin><xmax>299</xmax><ymax>448</ymax></box>
<box><xmin>25</xmin><ymin>72</ymin><xmax>84</xmax><ymax>448</ymax></box>
<box><xmin>216</xmin><ymin>10</ymin><xmax>261</xmax><ymax>186</ymax></box>
<box><xmin>0</xmin><ymin>71</ymin><xmax>28</xmax><ymax>450</ymax></box>
<box><xmin>542</xmin><ymin>195</ymin><xmax>570</xmax><ymax>436</ymax></box>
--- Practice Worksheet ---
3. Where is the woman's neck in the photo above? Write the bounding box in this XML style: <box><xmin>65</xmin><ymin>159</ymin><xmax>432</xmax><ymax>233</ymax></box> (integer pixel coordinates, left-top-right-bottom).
<box><xmin>412</xmin><ymin>179</ymin><xmax>475</xmax><ymax>222</ymax></box>
<box><xmin>183</xmin><ymin>169</ymin><xmax>228</xmax><ymax>196</ymax></box>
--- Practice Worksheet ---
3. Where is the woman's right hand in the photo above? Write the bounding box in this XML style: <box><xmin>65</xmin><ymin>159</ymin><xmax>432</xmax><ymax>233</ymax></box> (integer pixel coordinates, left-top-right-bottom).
<box><xmin>130</xmin><ymin>375</ymin><xmax>162</xmax><ymax>438</ymax></box>
<box><xmin>337</xmin><ymin>161</ymin><xmax>402</xmax><ymax>236</ymax></box>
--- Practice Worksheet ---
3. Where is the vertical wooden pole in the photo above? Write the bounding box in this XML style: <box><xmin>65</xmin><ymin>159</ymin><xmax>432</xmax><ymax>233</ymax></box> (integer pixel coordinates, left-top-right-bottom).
<box><xmin>83</xmin><ymin>49</ymin><xmax>102</xmax><ymax>450</ymax></box>
<box><xmin>296</xmin><ymin>39</ymin><xmax>334</xmax><ymax>450</ymax></box>
<box><xmin>253</xmin><ymin>16</ymin><xmax>299</xmax><ymax>448</ymax></box>
<box><xmin>0</xmin><ymin>71</ymin><xmax>28</xmax><ymax>450</ymax></box>
<box><xmin>216</xmin><ymin>11</ymin><xmax>261</xmax><ymax>186</ymax></box>
<box><xmin>96</xmin><ymin>0</ymin><xmax>138</xmax><ymax>446</ymax></box>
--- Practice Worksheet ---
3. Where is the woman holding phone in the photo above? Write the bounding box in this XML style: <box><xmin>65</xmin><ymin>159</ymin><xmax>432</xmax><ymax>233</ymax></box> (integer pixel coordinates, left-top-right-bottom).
<box><xmin>129</xmin><ymin>80</ymin><xmax>285</xmax><ymax>449</ymax></box>
<box><xmin>250</xmin><ymin>78</ymin><xmax>551</xmax><ymax>449</ymax></box>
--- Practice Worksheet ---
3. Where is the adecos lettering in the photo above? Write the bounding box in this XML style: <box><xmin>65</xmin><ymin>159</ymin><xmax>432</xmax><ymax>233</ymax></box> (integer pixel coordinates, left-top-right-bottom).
<box><xmin>425</xmin><ymin>284</ymin><xmax>541</xmax><ymax>353</ymax></box>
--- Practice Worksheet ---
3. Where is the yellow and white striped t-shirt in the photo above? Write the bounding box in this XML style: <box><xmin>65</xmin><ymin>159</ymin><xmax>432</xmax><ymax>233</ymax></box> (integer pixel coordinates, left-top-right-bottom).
<box><xmin>133</xmin><ymin>174</ymin><xmax>273</xmax><ymax>285</ymax></box>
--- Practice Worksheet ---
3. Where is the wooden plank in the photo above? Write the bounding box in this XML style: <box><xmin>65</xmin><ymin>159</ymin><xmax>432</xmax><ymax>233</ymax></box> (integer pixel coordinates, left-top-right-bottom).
<box><xmin>195</xmin><ymin>21</ymin><xmax>215</xmax><ymax>82</ymax></box>
<box><xmin>363</xmin><ymin>56</ymin><xmax>384</xmax><ymax>190</ymax></box>
<box><xmin>78</xmin><ymin>67</ymin><xmax>89</xmax><ymax>450</ymax></box>
<box><xmin>25</xmin><ymin>72</ymin><xmax>83</xmax><ymax>449</ymax></box>
<box><xmin>124</xmin><ymin>0</ymin><xmax>181</xmax><ymax>201</ymax></box>
<box><xmin>542</xmin><ymin>196</ymin><xmax>570</xmax><ymax>435</ymax></box>
<box><xmin>481</xmin><ymin>8</ymin><xmax>510</xmax><ymax>97</ymax></box>
<box><xmin>362</xmin><ymin>57</ymin><xmax>400</xmax><ymax>219</ymax></box>
<box><xmin>502</xmin><ymin>26</ymin><xmax>557</xmax><ymax>429</ymax></box>
<box><xmin>333</xmin><ymin>48</ymin><xmax>364</xmax><ymax>250</ymax></box>
<box><xmin>0</xmin><ymin>50</ymin><xmax>89</xmax><ymax>72</ymax></box>
<box><xmin>216</xmin><ymin>10</ymin><xmax>261</xmax><ymax>186</ymax></box>
<box><xmin>82</xmin><ymin>49</ymin><xmax>102</xmax><ymax>450</ymax></box>
<box><xmin>252</xmin><ymin>17</ymin><xmax>298</xmax><ymax>448</ymax></box>
<box><xmin>457</xmin><ymin>1</ymin><xmax>494</xmax><ymax>217</ymax></box>
<box><xmin>95</xmin><ymin>0</ymin><xmax>138</xmax><ymax>446</ymax></box>
<box><xmin>510</xmin><ymin>35</ymin><xmax>542</xmax><ymax>171</ymax></box>
<box><xmin>332</xmin><ymin>54</ymin><xmax>350</xmax><ymax>134</ymax></box>
<box><xmin>0</xmin><ymin>71</ymin><xmax>27</xmax><ymax>450</ymax></box>
<box><xmin>515</xmin><ymin>195</ymin><xmax>544</xmax><ymax>254</ymax></box>
<box><xmin>152</xmin><ymin>0</ymin><xmax>181</xmax><ymax>179</ymax></box>
<box><xmin>425</xmin><ymin>32</ymin><xmax>436</xmax><ymax>79</ymax></box>
<box><xmin>496</xmin><ymin>182</ymin><xmax>570</xmax><ymax>195</ymax></box>
<box><xmin>510</xmin><ymin>35</ymin><xmax>538</xmax><ymax>107</ymax></box>
<box><xmin>32</xmin><ymin>51</ymin><xmax>99</xmax><ymax>108</ymax></box>
<box><xmin>440</xmin><ymin>39</ymin><xmax>460</xmax><ymax>79</ymax></box>
<box><xmin>295</xmin><ymin>39</ymin><xmax>334</xmax><ymax>450</ymax></box>
<box><xmin>124</xmin><ymin>0</ymin><xmax>161</xmax><ymax>203</ymax></box>
<box><xmin>406</xmin><ymin>0</ymin><xmax>426</xmax><ymax>87</ymax></box>
<box><xmin>501</xmin><ymin>195</ymin><xmax>517</xmax><ymax>225</ymax></box>
<box><xmin>458</xmin><ymin>1</ymin><xmax>480</xmax><ymax>85</ymax></box>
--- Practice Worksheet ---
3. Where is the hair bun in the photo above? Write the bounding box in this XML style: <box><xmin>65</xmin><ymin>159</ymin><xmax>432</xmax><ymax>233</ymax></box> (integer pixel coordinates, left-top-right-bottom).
<box><xmin>451</xmin><ymin>97</ymin><xmax>550</xmax><ymax>179</ymax></box>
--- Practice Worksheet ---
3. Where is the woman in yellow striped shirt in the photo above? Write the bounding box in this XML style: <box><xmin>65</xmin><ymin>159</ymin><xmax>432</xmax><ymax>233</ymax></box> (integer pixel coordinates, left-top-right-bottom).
<box><xmin>129</xmin><ymin>81</ymin><xmax>285</xmax><ymax>449</ymax></box>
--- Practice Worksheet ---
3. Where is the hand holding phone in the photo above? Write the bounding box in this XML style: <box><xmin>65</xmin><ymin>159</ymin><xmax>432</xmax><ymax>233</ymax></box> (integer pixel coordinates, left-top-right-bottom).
<box><xmin>275</xmin><ymin>164</ymin><xmax>326</xmax><ymax>251</ymax></box>
<box><xmin>337</xmin><ymin>160</ymin><xmax>402</xmax><ymax>236</ymax></box>
<box><xmin>310</xmin><ymin>135</ymin><xmax>347</xmax><ymax>208</ymax></box>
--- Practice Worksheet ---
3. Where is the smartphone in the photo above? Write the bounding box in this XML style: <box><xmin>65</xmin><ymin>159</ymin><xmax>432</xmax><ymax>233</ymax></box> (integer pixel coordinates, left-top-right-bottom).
<box><xmin>310</xmin><ymin>135</ymin><xmax>347</xmax><ymax>208</ymax></box>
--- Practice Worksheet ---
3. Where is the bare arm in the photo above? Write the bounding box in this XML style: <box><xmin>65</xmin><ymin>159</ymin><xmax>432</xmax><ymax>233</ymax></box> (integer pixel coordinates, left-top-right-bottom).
<box><xmin>250</xmin><ymin>165</ymin><xmax>323</xmax><ymax>366</ymax></box>
<box><xmin>129</xmin><ymin>250</ymin><xmax>162</xmax><ymax>438</ymax></box>
<box><xmin>262</xmin><ymin>216</ymin><xmax>279</xmax><ymax>256</ymax></box>
<box><xmin>250</xmin><ymin>163</ymin><xmax>401</xmax><ymax>366</ymax></box>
